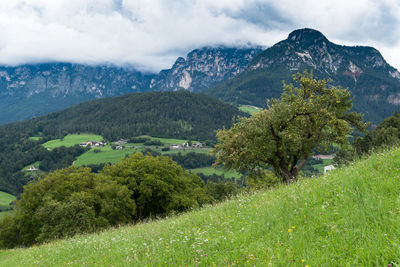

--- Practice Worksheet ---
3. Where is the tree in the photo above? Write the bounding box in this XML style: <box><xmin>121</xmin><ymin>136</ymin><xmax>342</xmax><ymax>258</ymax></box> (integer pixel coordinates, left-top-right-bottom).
<box><xmin>0</xmin><ymin>167</ymin><xmax>135</xmax><ymax>247</ymax></box>
<box><xmin>213</xmin><ymin>72</ymin><xmax>366</xmax><ymax>182</ymax></box>
<box><xmin>101</xmin><ymin>152</ymin><xmax>211</xmax><ymax>219</ymax></box>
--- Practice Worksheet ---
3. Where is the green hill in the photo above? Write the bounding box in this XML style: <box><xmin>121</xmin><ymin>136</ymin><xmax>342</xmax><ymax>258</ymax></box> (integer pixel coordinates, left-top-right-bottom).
<box><xmin>0</xmin><ymin>91</ymin><xmax>245</xmax><ymax>195</ymax></box>
<box><xmin>1</xmin><ymin>149</ymin><xmax>399</xmax><ymax>266</ymax></box>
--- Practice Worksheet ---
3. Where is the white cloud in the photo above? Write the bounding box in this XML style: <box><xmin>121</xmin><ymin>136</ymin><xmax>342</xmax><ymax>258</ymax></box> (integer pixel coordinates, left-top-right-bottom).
<box><xmin>0</xmin><ymin>0</ymin><xmax>399</xmax><ymax>72</ymax></box>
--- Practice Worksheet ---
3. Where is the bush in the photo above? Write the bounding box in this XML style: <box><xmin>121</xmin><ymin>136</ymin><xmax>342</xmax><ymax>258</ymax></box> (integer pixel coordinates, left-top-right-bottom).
<box><xmin>128</xmin><ymin>137</ymin><xmax>150</xmax><ymax>143</ymax></box>
<box><xmin>0</xmin><ymin>167</ymin><xmax>135</xmax><ymax>247</ymax></box>
<box><xmin>101</xmin><ymin>153</ymin><xmax>211</xmax><ymax>219</ymax></box>
<box><xmin>144</xmin><ymin>140</ymin><xmax>164</xmax><ymax>146</ymax></box>
<box><xmin>0</xmin><ymin>153</ymin><xmax>211</xmax><ymax>248</ymax></box>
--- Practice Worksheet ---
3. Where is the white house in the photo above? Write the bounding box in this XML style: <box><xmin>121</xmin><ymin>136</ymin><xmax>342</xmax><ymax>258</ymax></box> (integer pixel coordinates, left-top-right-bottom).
<box><xmin>324</xmin><ymin>165</ymin><xmax>336</xmax><ymax>173</ymax></box>
<box><xmin>27</xmin><ymin>166</ymin><xmax>38</xmax><ymax>171</ymax></box>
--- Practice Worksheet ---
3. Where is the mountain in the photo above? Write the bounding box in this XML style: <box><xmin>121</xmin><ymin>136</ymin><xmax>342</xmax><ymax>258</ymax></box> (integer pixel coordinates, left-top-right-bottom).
<box><xmin>0</xmin><ymin>63</ymin><xmax>154</xmax><ymax>124</ymax></box>
<box><xmin>205</xmin><ymin>28</ymin><xmax>400</xmax><ymax>123</ymax></box>
<box><xmin>0</xmin><ymin>47</ymin><xmax>261</xmax><ymax>125</ymax></box>
<box><xmin>149</xmin><ymin>46</ymin><xmax>262</xmax><ymax>92</ymax></box>
<box><xmin>0</xmin><ymin>91</ymin><xmax>246</xmax><ymax>194</ymax></box>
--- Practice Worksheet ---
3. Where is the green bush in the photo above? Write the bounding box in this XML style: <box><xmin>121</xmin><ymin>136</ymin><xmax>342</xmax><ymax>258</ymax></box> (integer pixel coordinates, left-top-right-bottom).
<box><xmin>101</xmin><ymin>153</ymin><xmax>211</xmax><ymax>219</ymax></box>
<box><xmin>0</xmin><ymin>167</ymin><xmax>135</xmax><ymax>247</ymax></box>
<box><xmin>0</xmin><ymin>153</ymin><xmax>212</xmax><ymax>248</ymax></box>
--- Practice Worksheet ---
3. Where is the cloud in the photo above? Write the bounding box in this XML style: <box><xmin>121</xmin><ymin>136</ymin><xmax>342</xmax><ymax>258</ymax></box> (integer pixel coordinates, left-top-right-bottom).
<box><xmin>0</xmin><ymin>0</ymin><xmax>399</xmax><ymax>72</ymax></box>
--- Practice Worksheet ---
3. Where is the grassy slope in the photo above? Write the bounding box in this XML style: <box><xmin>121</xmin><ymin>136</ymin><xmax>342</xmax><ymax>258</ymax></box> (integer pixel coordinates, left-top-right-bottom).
<box><xmin>0</xmin><ymin>192</ymin><xmax>16</xmax><ymax>207</ymax></box>
<box><xmin>190</xmin><ymin>167</ymin><xmax>242</xmax><ymax>179</ymax></box>
<box><xmin>42</xmin><ymin>134</ymin><xmax>103</xmax><ymax>150</ymax></box>
<box><xmin>238</xmin><ymin>104</ymin><xmax>261</xmax><ymax>115</ymax></box>
<box><xmin>1</xmin><ymin>149</ymin><xmax>400</xmax><ymax>266</ymax></box>
<box><xmin>0</xmin><ymin>191</ymin><xmax>16</xmax><ymax>218</ymax></box>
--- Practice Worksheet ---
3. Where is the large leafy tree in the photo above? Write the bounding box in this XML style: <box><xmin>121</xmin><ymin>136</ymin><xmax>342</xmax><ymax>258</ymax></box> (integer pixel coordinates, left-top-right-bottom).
<box><xmin>214</xmin><ymin>72</ymin><xmax>366</xmax><ymax>182</ymax></box>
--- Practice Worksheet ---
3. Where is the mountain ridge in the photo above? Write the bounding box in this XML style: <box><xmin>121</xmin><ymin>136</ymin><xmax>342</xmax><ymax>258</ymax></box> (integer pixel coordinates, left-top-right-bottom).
<box><xmin>205</xmin><ymin>28</ymin><xmax>400</xmax><ymax>123</ymax></box>
<box><xmin>0</xmin><ymin>46</ymin><xmax>261</xmax><ymax>124</ymax></box>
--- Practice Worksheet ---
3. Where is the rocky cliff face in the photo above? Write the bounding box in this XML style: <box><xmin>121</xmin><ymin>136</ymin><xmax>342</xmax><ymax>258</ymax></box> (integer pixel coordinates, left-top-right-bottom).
<box><xmin>206</xmin><ymin>28</ymin><xmax>400</xmax><ymax>123</ymax></box>
<box><xmin>0</xmin><ymin>63</ymin><xmax>152</xmax><ymax>99</ymax></box>
<box><xmin>0</xmin><ymin>47</ymin><xmax>261</xmax><ymax>124</ymax></box>
<box><xmin>251</xmin><ymin>28</ymin><xmax>400</xmax><ymax>82</ymax></box>
<box><xmin>149</xmin><ymin>46</ymin><xmax>262</xmax><ymax>92</ymax></box>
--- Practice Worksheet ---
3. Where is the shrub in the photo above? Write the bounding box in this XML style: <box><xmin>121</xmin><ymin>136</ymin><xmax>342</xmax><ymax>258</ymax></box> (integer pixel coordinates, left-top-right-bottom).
<box><xmin>0</xmin><ymin>167</ymin><xmax>135</xmax><ymax>247</ymax></box>
<box><xmin>102</xmin><ymin>152</ymin><xmax>211</xmax><ymax>219</ymax></box>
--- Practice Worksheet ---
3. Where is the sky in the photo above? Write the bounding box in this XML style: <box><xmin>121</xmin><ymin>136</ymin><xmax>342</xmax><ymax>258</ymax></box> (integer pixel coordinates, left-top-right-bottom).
<box><xmin>0</xmin><ymin>0</ymin><xmax>399</xmax><ymax>73</ymax></box>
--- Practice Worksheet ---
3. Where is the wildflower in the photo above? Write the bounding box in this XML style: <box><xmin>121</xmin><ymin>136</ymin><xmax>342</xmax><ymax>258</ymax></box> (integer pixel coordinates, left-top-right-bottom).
<box><xmin>301</xmin><ymin>259</ymin><xmax>305</xmax><ymax>263</ymax></box>
<box><xmin>292</xmin><ymin>226</ymin><xmax>296</xmax><ymax>229</ymax></box>
<box><xmin>288</xmin><ymin>229</ymin><xmax>292</xmax><ymax>233</ymax></box>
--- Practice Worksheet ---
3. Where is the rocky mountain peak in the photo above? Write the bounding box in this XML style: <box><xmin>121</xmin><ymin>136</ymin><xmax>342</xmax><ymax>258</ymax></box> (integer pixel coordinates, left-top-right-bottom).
<box><xmin>287</xmin><ymin>28</ymin><xmax>328</xmax><ymax>44</ymax></box>
<box><xmin>149</xmin><ymin>46</ymin><xmax>262</xmax><ymax>92</ymax></box>
<box><xmin>250</xmin><ymin>28</ymin><xmax>394</xmax><ymax>77</ymax></box>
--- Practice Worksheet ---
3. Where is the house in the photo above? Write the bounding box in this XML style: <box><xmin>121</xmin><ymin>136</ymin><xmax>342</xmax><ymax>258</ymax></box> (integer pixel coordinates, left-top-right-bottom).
<box><xmin>115</xmin><ymin>139</ymin><xmax>128</xmax><ymax>145</ymax></box>
<box><xmin>324</xmin><ymin>165</ymin><xmax>335</xmax><ymax>173</ymax></box>
<box><xmin>193</xmin><ymin>142</ymin><xmax>205</xmax><ymax>148</ymax></box>
<box><xmin>170</xmin><ymin>141</ymin><xmax>206</xmax><ymax>150</ymax></box>
<box><xmin>27</xmin><ymin>166</ymin><xmax>38</xmax><ymax>171</ymax></box>
<box><xmin>79</xmin><ymin>140</ymin><xmax>107</xmax><ymax>147</ymax></box>
<box><xmin>116</xmin><ymin>145</ymin><xmax>123</xmax><ymax>150</ymax></box>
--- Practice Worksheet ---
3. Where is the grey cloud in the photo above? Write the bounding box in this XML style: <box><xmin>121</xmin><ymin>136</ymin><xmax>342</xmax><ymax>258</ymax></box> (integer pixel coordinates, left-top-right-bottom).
<box><xmin>0</xmin><ymin>0</ymin><xmax>399</xmax><ymax>72</ymax></box>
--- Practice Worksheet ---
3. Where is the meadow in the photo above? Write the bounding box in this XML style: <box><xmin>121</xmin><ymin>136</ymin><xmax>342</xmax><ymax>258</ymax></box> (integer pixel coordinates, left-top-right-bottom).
<box><xmin>189</xmin><ymin>167</ymin><xmax>242</xmax><ymax>179</ymax></box>
<box><xmin>1</xmin><ymin>149</ymin><xmax>399</xmax><ymax>266</ymax></box>
<box><xmin>238</xmin><ymin>104</ymin><xmax>262</xmax><ymax>115</ymax></box>
<box><xmin>42</xmin><ymin>134</ymin><xmax>103</xmax><ymax>150</ymax></box>
<box><xmin>0</xmin><ymin>191</ymin><xmax>16</xmax><ymax>218</ymax></box>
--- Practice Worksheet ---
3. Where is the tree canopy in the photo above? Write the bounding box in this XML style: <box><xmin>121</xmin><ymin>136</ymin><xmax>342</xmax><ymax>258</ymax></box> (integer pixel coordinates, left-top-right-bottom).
<box><xmin>213</xmin><ymin>72</ymin><xmax>366</xmax><ymax>182</ymax></box>
<box><xmin>0</xmin><ymin>153</ymin><xmax>212</xmax><ymax>248</ymax></box>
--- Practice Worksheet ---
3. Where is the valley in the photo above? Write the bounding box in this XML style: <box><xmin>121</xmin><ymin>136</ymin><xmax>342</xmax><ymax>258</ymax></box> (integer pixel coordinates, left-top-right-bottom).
<box><xmin>0</xmin><ymin>25</ymin><xmax>399</xmax><ymax>265</ymax></box>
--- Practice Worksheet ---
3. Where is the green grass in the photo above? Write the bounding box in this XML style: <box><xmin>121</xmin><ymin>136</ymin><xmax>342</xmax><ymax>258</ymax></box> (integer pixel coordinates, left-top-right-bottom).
<box><xmin>0</xmin><ymin>191</ymin><xmax>15</xmax><ymax>207</ymax></box>
<box><xmin>42</xmin><ymin>134</ymin><xmax>103</xmax><ymax>150</ymax></box>
<box><xmin>238</xmin><ymin>104</ymin><xmax>262</xmax><ymax>115</ymax></box>
<box><xmin>74</xmin><ymin>145</ymin><xmax>136</xmax><ymax>166</ymax></box>
<box><xmin>74</xmin><ymin>134</ymin><xmax>209</xmax><ymax>166</ymax></box>
<box><xmin>0</xmin><ymin>191</ymin><xmax>16</xmax><ymax>218</ymax></box>
<box><xmin>190</xmin><ymin>167</ymin><xmax>242</xmax><ymax>179</ymax></box>
<box><xmin>2</xmin><ymin>149</ymin><xmax>400</xmax><ymax>265</ymax></box>
<box><xmin>28</xmin><ymin>136</ymin><xmax>40</xmax><ymax>141</ymax></box>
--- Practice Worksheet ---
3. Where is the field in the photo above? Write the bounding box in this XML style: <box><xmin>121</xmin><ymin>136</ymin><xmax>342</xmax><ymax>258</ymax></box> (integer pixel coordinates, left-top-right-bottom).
<box><xmin>74</xmin><ymin>135</ymin><xmax>209</xmax><ymax>166</ymax></box>
<box><xmin>0</xmin><ymin>191</ymin><xmax>15</xmax><ymax>207</ymax></box>
<box><xmin>42</xmin><ymin>134</ymin><xmax>103</xmax><ymax>150</ymax></box>
<box><xmin>189</xmin><ymin>167</ymin><xmax>242</xmax><ymax>178</ymax></box>
<box><xmin>1</xmin><ymin>149</ymin><xmax>399</xmax><ymax>266</ymax></box>
<box><xmin>74</xmin><ymin>145</ymin><xmax>136</xmax><ymax>166</ymax></box>
<box><xmin>238</xmin><ymin>104</ymin><xmax>262</xmax><ymax>115</ymax></box>
<box><xmin>0</xmin><ymin>191</ymin><xmax>16</xmax><ymax>217</ymax></box>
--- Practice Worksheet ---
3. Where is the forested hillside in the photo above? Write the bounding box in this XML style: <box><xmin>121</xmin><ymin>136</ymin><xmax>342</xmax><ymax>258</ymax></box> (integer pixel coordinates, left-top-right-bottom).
<box><xmin>0</xmin><ymin>91</ymin><xmax>245</xmax><ymax>195</ymax></box>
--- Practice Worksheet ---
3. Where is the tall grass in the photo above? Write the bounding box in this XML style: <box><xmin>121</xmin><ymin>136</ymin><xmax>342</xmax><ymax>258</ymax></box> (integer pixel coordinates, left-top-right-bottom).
<box><xmin>1</xmin><ymin>149</ymin><xmax>400</xmax><ymax>266</ymax></box>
